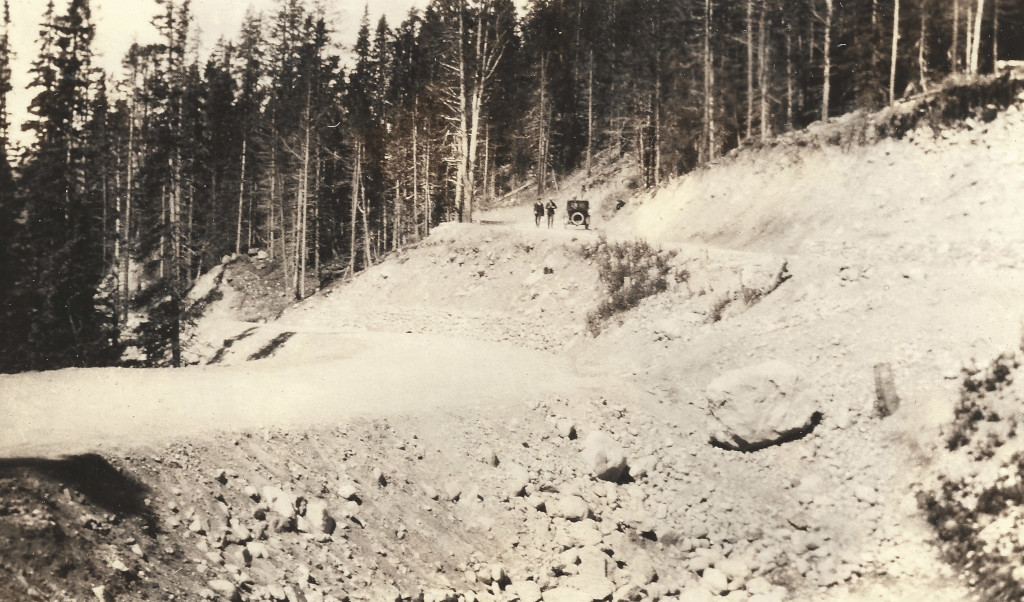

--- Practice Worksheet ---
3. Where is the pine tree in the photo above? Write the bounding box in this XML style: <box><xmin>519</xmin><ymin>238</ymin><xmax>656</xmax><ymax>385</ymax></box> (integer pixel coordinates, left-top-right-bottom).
<box><xmin>16</xmin><ymin>0</ymin><xmax>118</xmax><ymax>369</ymax></box>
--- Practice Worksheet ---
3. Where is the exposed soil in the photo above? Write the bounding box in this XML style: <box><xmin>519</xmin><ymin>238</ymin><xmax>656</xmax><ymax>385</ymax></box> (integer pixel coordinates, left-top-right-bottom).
<box><xmin>3</xmin><ymin>92</ymin><xmax>1024</xmax><ymax>601</ymax></box>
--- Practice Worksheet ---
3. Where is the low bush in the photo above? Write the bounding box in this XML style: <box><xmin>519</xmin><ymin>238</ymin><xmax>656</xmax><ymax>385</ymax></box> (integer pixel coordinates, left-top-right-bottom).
<box><xmin>581</xmin><ymin>238</ymin><xmax>679</xmax><ymax>335</ymax></box>
<box><xmin>921</xmin><ymin>347</ymin><xmax>1024</xmax><ymax>600</ymax></box>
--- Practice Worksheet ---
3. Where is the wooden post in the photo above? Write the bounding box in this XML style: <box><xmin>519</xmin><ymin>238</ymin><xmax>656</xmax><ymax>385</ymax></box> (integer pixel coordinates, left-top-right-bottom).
<box><xmin>874</xmin><ymin>362</ymin><xmax>901</xmax><ymax>418</ymax></box>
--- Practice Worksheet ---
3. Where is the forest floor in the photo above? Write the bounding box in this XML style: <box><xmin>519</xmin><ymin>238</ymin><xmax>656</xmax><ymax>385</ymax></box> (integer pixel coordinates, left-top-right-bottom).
<box><xmin>3</xmin><ymin>93</ymin><xmax>1024</xmax><ymax>602</ymax></box>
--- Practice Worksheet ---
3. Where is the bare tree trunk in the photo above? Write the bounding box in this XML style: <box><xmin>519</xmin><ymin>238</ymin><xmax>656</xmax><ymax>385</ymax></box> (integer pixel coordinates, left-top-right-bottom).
<box><xmin>297</xmin><ymin>94</ymin><xmax>311</xmax><ymax>300</ymax></box>
<box><xmin>235</xmin><ymin>137</ymin><xmax>247</xmax><ymax>254</ymax></box>
<box><xmin>822</xmin><ymin>0</ymin><xmax>833</xmax><ymax>121</ymax></box>
<box><xmin>160</xmin><ymin>185</ymin><xmax>167</xmax><ymax>280</ymax></box>
<box><xmin>455</xmin><ymin>8</ymin><xmax>469</xmax><ymax>222</ymax></box>
<box><xmin>758</xmin><ymin>0</ymin><xmax>769</xmax><ymax>140</ymax></box>
<box><xmin>993</xmin><ymin>0</ymin><xmax>999</xmax><ymax>67</ymax></box>
<box><xmin>349</xmin><ymin>141</ymin><xmax>360</xmax><ymax>274</ymax></box>
<box><xmin>919</xmin><ymin>10</ymin><xmax>928</xmax><ymax>91</ymax></box>
<box><xmin>122</xmin><ymin>104</ymin><xmax>134</xmax><ymax>318</ymax></box>
<box><xmin>746</xmin><ymin>0</ymin><xmax>754</xmax><ymax>139</ymax></box>
<box><xmin>314</xmin><ymin>146</ymin><xmax>321</xmax><ymax>281</ymax></box>
<box><xmin>971</xmin><ymin>0</ymin><xmax>984</xmax><ymax>74</ymax></box>
<box><xmin>966</xmin><ymin>4</ymin><xmax>974</xmax><ymax>72</ymax></box>
<box><xmin>786</xmin><ymin>28</ymin><xmax>794</xmax><ymax>131</ymax></box>
<box><xmin>586</xmin><ymin>49</ymin><xmax>594</xmax><ymax>177</ymax></box>
<box><xmin>268</xmin><ymin>150</ymin><xmax>276</xmax><ymax>261</ymax></box>
<box><xmin>424</xmin><ymin>136</ymin><xmax>431</xmax><ymax>236</ymax></box>
<box><xmin>953</xmin><ymin>0</ymin><xmax>960</xmax><ymax>73</ymax></box>
<box><xmin>393</xmin><ymin>181</ymin><xmax>401</xmax><ymax>249</ymax></box>
<box><xmin>412</xmin><ymin>100</ymin><xmax>420</xmax><ymax>238</ymax></box>
<box><xmin>537</xmin><ymin>53</ymin><xmax>548</xmax><ymax>195</ymax></box>
<box><xmin>482</xmin><ymin>125</ymin><xmax>489</xmax><ymax>204</ymax></box>
<box><xmin>703</xmin><ymin>0</ymin><xmax>717</xmax><ymax>160</ymax></box>
<box><xmin>361</xmin><ymin>181</ymin><xmax>372</xmax><ymax>266</ymax></box>
<box><xmin>890</xmin><ymin>0</ymin><xmax>900</xmax><ymax>105</ymax></box>
<box><xmin>654</xmin><ymin>77</ymin><xmax>662</xmax><ymax>185</ymax></box>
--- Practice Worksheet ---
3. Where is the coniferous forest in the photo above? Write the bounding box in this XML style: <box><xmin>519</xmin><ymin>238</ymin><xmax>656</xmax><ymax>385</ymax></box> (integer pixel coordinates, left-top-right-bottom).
<box><xmin>0</xmin><ymin>0</ymin><xmax>1021</xmax><ymax>372</ymax></box>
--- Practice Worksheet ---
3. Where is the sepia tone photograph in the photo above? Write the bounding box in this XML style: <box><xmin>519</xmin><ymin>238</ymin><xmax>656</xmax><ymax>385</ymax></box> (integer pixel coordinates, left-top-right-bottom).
<box><xmin>1</xmin><ymin>0</ymin><xmax>1024</xmax><ymax>600</ymax></box>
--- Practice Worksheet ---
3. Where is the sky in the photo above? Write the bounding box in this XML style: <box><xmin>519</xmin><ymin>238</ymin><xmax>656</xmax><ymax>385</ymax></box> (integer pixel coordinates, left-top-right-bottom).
<box><xmin>5</xmin><ymin>0</ymin><xmax>431</xmax><ymax>149</ymax></box>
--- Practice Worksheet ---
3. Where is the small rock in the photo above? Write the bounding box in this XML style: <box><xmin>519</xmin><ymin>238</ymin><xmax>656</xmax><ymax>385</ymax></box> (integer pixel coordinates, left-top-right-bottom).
<box><xmin>511</xmin><ymin>580</ymin><xmax>543</xmax><ymax>602</ymax></box>
<box><xmin>548</xmin><ymin>495</ymin><xmax>590</xmax><ymax>521</ymax></box>
<box><xmin>717</xmin><ymin>557</ymin><xmax>750</xmax><ymax>582</ymax></box>
<box><xmin>298</xmin><ymin>500</ymin><xmax>336</xmax><ymax>535</ymax></box>
<box><xmin>246</xmin><ymin>541</ymin><xmax>270</xmax><ymax>559</ymax></box>
<box><xmin>580</xmin><ymin>431</ymin><xmax>630</xmax><ymax>482</ymax></box>
<box><xmin>504</xmin><ymin>463</ymin><xmax>531</xmax><ymax>498</ymax></box>
<box><xmin>207</xmin><ymin>579</ymin><xmax>240</xmax><ymax>601</ymax></box>
<box><xmin>745</xmin><ymin>576</ymin><xmax>774</xmax><ymax>595</ymax></box>
<box><xmin>337</xmin><ymin>482</ymin><xmax>359</xmax><ymax>501</ymax></box>
<box><xmin>109</xmin><ymin>559</ymin><xmax>130</xmax><ymax>573</ymax></box>
<box><xmin>854</xmin><ymin>485</ymin><xmax>878</xmax><ymax>505</ymax></box>
<box><xmin>701</xmin><ymin>568</ymin><xmax>729</xmax><ymax>595</ymax></box>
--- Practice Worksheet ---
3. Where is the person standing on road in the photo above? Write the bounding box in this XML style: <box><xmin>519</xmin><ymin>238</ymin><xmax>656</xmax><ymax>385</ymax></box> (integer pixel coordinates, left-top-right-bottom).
<box><xmin>534</xmin><ymin>200</ymin><xmax>544</xmax><ymax>227</ymax></box>
<box><xmin>545</xmin><ymin>199</ymin><xmax>557</xmax><ymax>229</ymax></box>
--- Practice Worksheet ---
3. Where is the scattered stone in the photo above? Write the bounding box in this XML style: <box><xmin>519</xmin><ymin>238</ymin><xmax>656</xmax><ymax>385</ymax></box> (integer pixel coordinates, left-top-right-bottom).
<box><xmin>482</xmin><ymin>448</ymin><xmax>500</xmax><ymax>467</ymax></box>
<box><xmin>246</xmin><ymin>541</ymin><xmax>270</xmax><ymax>559</ymax></box>
<box><xmin>700</xmin><ymin>567</ymin><xmax>730</xmax><ymax>595</ymax></box>
<box><xmin>443</xmin><ymin>482</ymin><xmax>462</xmax><ymax>502</ymax></box>
<box><xmin>548</xmin><ymin>495</ymin><xmax>590</xmax><ymax>521</ymax></box>
<box><xmin>566</xmin><ymin>520</ymin><xmax>604</xmax><ymax>547</ymax></box>
<box><xmin>745</xmin><ymin>577</ymin><xmax>774</xmax><ymax>596</ymax></box>
<box><xmin>854</xmin><ymin>485</ymin><xmax>878</xmax><ymax>506</ymax></box>
<box><xmin>337</xmin><ymin>482</ymin><xmax>360</xmax><ymax>502</ymax></box>
<box><xmin>267</xmin><ymin>584</ymin><xmax>288</xmax><ymax>601</ymax></box>
<box><xmin>225</xmin><ymin>545</ymin><xmax>251</xmax><ymax>567</ymax></box>
<box><xmin>109</xmin><ymin>558</ymin><xmax>130</xmax><ymax>573</ymax></box>
<box><xmin>561</xmin><ymin>574</ymin><xmax>615</xmax><ymax>601</ymax></box>
<box><xmin>298</xmin><ymin>500</ymin><xmax>336</xmax><ymax>535</ymax></box>
<box><xmin>541</xmin><ymin>585</ymin><xmax>595</xmax><ymax>602</ymax></box>
<box><xmin>206</xmin><ymin>579</ymin><xmax>240</xmax><ymax>601</ymax></box>
<box><xmin>91</xmin><ymin>585</ymin><xmax>111</xmax><ymax>602</ymax></box>
<box><xmin>630</xmin><ymin>455</ymin><xmax>658</xmax><ymax>480</ymax></box>
<box><xmin>510</xmin><ymin>579</ymin><xmax>543</xmax><ymax>602</ymax></box>
<box><xmin>504</xmin><ymin>462</ymin><xmax>531</xmax><ymax>498</ymax></box>
<box><xmin>580</xmin><ymin>431</ymin><xmax>630</xmax><ymax>482</ymax></box>
<box><xmin>556</xmin><ymin>420</ymin><xmax>577</xmax><ymax>439</ymax></box>
<box><xmin>211</xmin><ymin>469</ymin><xmax>228</xmax><ymax>485</ymax></box>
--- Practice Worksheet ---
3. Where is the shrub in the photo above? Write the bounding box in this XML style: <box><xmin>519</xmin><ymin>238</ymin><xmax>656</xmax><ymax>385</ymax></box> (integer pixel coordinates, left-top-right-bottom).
<box><xmin>582</xmin><ymin>238</ymin><xmax>677</xmax><ymax>335</ymax></box>
<box><xmin>921</xmin><ymin>348</ymin><xmax>1024</xmax><ymax>600</ymax></box>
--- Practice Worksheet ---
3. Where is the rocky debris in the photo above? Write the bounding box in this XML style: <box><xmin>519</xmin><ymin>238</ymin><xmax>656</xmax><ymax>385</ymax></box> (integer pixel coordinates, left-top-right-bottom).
<box><xmin>580</xmin><ymin>431</ymin><xmax>630</xmax><ymax>482</ymax></box>
<box><xmin>706</xmin><ymin>360</ymin><xmax>822</xmax><ymax>452</ymax></box>
<box><xmin>206</xmin><ymin>579</ymin><xmax>240</xmax><ymax>601</ymax></box>
<box><xmin>547</xmin><ymin>495</ymin><xmax>591</xmax><ymax>521</ymax></box>
<box><xmin>297</xmin><ymin>499</ymin><xmax>336</xmax><ymax>535</ymax></box>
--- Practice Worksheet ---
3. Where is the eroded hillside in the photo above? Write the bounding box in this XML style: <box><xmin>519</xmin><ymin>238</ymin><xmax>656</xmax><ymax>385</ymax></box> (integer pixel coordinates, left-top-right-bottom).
<box><xmin>4</xmin><ymin>83</ymin><xmax>1024</xmax><ymax>602</ymax></box>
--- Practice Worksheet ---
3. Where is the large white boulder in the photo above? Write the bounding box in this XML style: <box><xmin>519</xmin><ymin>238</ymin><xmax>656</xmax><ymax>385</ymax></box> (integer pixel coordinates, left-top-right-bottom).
<box><xmin>706</xmin><ymin>360</ymin><xmax>821</xmax><ymax>451</ymax></box>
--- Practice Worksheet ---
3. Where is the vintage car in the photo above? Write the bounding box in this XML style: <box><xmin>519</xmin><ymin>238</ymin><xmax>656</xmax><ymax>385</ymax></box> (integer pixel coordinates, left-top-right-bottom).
<box><xmin>565</xmin><ymin>199</ymin><xmax>590</xmax><ymax>229</ymax></box>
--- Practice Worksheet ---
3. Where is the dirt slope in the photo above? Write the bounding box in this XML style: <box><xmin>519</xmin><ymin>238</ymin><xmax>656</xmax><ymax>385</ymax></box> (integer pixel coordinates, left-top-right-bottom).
<box><xmin>4</xmin><ymin>92</ymin><xmax>1024</xmax><ymax>602</ymax></box>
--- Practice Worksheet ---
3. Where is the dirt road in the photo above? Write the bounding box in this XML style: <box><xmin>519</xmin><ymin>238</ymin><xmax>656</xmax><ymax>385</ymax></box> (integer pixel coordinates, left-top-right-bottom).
<box><xmin>0</xmin><ymin>329</ymin><xmax>591</xmax><ymax>458</ymax></box>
